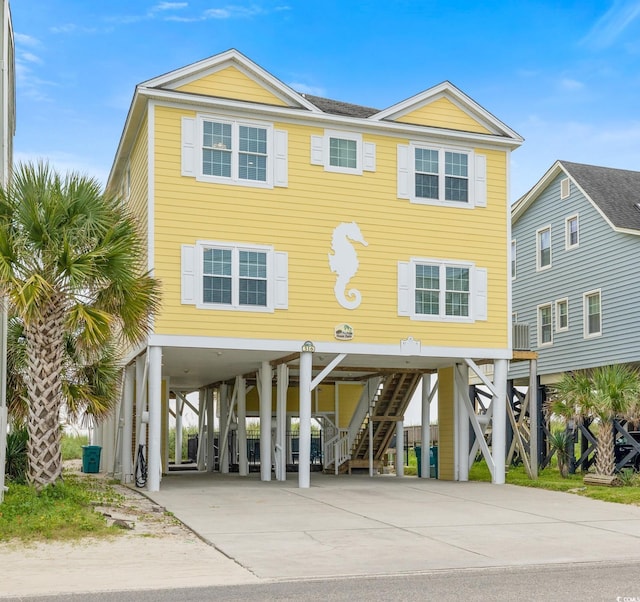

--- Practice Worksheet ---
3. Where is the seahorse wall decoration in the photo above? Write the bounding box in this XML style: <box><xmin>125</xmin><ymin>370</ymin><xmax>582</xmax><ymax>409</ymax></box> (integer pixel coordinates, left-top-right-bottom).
<box><xmin>328</xmin><ymin>221</ymin><xmax>368</xmax><ymax>310</ymax></box>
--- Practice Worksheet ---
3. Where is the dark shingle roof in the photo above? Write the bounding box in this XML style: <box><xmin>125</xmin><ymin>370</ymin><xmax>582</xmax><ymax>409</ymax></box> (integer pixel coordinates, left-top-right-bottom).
<box><xmin>560</xmin><ymin>160</ymin><xmax>640</xmax><ymax>231</ymax></box>
<box><xmin>300</xmin><ymin>94</ymin><xmax>379</xmax><ymax>118</ymax></box>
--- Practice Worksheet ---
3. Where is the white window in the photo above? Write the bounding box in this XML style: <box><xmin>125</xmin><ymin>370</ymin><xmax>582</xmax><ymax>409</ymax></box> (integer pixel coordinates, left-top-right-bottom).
<box><xmin>181</xmin><ymin>115</ymin><xmax>288</xmax><ymax>188</ymax></box>
<box><xmin>511</xmin><ymin>239</ymin><xmax>516</xmax><ymax>279</ymax></box>
<box><xmin>583</xmin><ymin>289</ymin><xmax>602</xmax><ymax>338</ymax></box>
<box><xmin>565</xmin><ymin>215</ymin><xmax>579</xmax><ymax>249</ymax></box>
<box><xmin>512</xmin><ymin>312</ymin><xmax>518</xmax><ymax>323</ymax></box>
<box><xmin>397</xmin><ymin>144</ymin><xmax>486</xmax><ymax>208</ymax></box>
<box><xmin>310</xmin><ymin>130</ymin><xmax>376</xmax><ymax>174</ymax></box>
<box><xmin>536</xmin><ymin>226</ymin><xmax>551</xmax><ymax>270</ymax></box>
<box><xmin>181</xmin><ymin>241</ymin><xmax>288</xmax><ymax>312</ymax></box>
<box><xmin>397</xmin><ymin>258</ymin><xmax>487</xmax><ymax>322</ymax></box>
<box><xmin>556</xmin><ymin>298</ymin><xmax>568</xmax><ymax>332</ymax></box>
<box><xmin>560</xmin><ymin>177</ymin><xmax>570</xmax><ymax>199</ymax></box>
<box><xmin>537</xmin><ymin>303</ymin><xmax>553</xmax><ymax>346</ymax></box>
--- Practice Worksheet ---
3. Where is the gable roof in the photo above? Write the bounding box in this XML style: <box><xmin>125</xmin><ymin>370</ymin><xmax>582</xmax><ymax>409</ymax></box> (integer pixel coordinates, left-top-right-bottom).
<box><xmin>513</xmin><ymin>160</ymin><xmax>640</xmax><ymax>234</ymax></box>
<box><xmin>369</xmin><ymin>81</ymin><xmax>523</xmax><ymax>141</ymax></box>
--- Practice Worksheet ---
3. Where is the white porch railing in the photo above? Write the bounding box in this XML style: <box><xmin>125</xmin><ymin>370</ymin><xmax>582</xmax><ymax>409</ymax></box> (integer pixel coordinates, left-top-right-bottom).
<box><xmin>324</xmin><ymin>428</ymin><xmax>350</xmax><ymax>474</ymax></box>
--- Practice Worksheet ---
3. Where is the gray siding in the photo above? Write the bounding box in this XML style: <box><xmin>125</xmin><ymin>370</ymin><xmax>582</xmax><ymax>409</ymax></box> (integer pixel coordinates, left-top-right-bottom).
<box><xmin>510</xmin><ymin>172</ymin><xmax>640</xmax><ymax>379</ymax></box>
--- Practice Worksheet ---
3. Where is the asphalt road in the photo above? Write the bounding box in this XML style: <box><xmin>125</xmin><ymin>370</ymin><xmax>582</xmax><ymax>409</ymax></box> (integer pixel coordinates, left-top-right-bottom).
<box><xmin>7</xmin><ymin>561</ymin><xmax>640</xmax><ymax>602</ymax></box>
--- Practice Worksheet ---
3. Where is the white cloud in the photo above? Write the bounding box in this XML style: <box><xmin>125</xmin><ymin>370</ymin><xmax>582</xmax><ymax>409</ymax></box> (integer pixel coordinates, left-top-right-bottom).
<box><xmin>14</xmin><ymin>33</ymin><xmax>41</xmax><ymax>47</ymax></box>
<box><xmin>152</xmin><ymin>1</ymin><xmax>188</xmax><ymax>11</ymax></box>
<box><xmin>20</xmin><ymin>52</ymin><xmax>43</xmax><ymax>65</ymax></box>
<box><xmin>288</xmin><ymin>82</ymin><xmax>326</xmax><ymax>97</ymax></box>
<box><xmin>559</xmin><ymin>78</ymin><xmax>585</xmax><ymax>91</ymax></box>
<box><xmin>582</xmin><ymin>0</ymin><xmax>640</xmax><ymax>49</ymax></box>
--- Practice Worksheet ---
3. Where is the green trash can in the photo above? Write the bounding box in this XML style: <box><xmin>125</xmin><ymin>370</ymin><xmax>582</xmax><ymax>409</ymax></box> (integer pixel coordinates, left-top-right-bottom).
<box><xmin>82</xmin><ymin>445</ymin><xmax>102</xmax><ymax>473</ymax></box>
<box><xmin>430</xmin><ymin>446</ymin><xmax>438</xmax><ymax>478</ymax></box>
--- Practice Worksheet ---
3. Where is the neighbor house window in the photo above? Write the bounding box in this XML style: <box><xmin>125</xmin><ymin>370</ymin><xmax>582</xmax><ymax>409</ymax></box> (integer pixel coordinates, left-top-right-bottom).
<box><xmin>560</xmin><ymin>177</ymin><xmax>570</xmax><ymax>199</ymax></box>
<box><xmin>511</xmin><ymin>240</ymin><xmax>516</xmax><ymax>279</ymax></box>
<box><xmin>538</xmin><ymin>304</ymin><xmax>553</xmax><ymax>346</ymax></box>
<box><xmin>584</xmin><ymin>290</ymin><xmax>602</xmax><ymax>337</ymax></box>
<box><xmin>556</xmin><ymin>298</ymin><xmax>568</xmax><ymax>332</ymax></box>
<box><xmin>536</xmin><ymin>226</ymin><xmax>551</xmax><ymax>270</ymax></box>
<box><xmin>566</xmin><ymin>215</ymin><xmax>579</xmax><ymax>249</ymax></box>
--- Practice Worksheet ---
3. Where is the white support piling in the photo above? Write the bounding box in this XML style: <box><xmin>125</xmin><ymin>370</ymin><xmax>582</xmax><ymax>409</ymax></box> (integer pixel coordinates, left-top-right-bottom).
<box><xmin>175</xmin><ymin>393</ymin><xmax>183</xmax><ymax>466</ymax></box>
<box><xmin>368</xmin><ymin>414</ymin><xmax>374</xmax><ymax>477</ymax></box>
<box><xmin>298</xmin><ymin>351</ymin><xmax>312</xmax><ymax>488</ymax></box>
<box><xmin>147</xmin><ymin>346</ymin><xmax>162</xmax><ymax>492</ymax></box>
<box><xmin>276</xmin><ymin>364</ymin><xmax>289</xmax><ymax>481</ymax></box>
<box><xmin>219</xmin><ymin>383</ymin><xmax>229</xmax><ymax>474</ymax></box>
<box><xmin>122</xmin><ymin>364</ymin><xmax>135</xmax><ymax>483</ymax></box>
<box><xmin>286</xmin><ymin>415</ymin><xmax>293</xmax><ymax>465</ymax></box>
<box><xmin>456</xmin><ymin>364</ymin><xmax>470</xmax><ymax>482</ymax></box>
<box><xmin>396</xmin><ymin>419</ymin><xmax>404</xmax><ymax>477</ymax></box>
<box><xmin>492</xmin><ymin>359</ymin><xmax>508</xmax><ymax>485</ymax></box>
<box><xmin>196</xmin><ymin>389</ymin><xmax>206</xmax><ymax>471</ymax></box>
<box><xmin>207</xmin><ymin>388</ymin><xmax>215</xmax><ymax>472</ymax></box>
<box><xmin>529</xmin><ymin>359</ymin><xmax>539</xmax><ymax>478</ymax></box>
<box><xmin>237</xmin><ymin>376</ymin><xmax>248</xmax><ymax>476</ymax></box>
<box><xmin>259</xmin><ymin>362</ymin><xmax>272</xmax><ymax>481</ymax></box>
<box><xmin>420</xmin><ymin>374</ymin><xmax>432</xmax><ymax>479</ymax></box>
<box><xmin>135</xmin><ymin>354</ymin><xmax>147</xmax><ymax>457</ymax></box>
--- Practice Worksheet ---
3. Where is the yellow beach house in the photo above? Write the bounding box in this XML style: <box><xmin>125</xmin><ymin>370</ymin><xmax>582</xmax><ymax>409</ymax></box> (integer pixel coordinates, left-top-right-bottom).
<box><xmin>101</xmin><ymin>49</ymin><xmax>522</xmax><ymax>491</ymax></box>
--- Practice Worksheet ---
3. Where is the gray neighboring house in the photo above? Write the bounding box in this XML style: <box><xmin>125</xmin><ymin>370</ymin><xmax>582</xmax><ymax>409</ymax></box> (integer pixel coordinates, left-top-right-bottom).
<box><xmin>510</xmin><ymin>160</ymin><xmax>640</xmax><ymax>385</ymax></box>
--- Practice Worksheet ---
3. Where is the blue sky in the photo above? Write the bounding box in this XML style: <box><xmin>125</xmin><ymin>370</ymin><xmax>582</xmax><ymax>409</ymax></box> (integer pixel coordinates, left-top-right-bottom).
<box><xmin>9</xmin><ymin>0</ymin><xmax>640</xmax><ymax>202</ymax></box>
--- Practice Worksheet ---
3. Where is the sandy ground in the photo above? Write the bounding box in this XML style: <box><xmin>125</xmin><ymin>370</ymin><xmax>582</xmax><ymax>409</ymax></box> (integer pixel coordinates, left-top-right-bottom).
<box><xmin>0</xmin><ymin>462</ymin><xmax>258</xmax><ymax>598</ymax></box>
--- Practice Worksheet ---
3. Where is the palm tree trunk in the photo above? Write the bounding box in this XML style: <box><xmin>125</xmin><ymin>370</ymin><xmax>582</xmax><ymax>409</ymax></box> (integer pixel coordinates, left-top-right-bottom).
<box><xmin>595</xmin><ymin>421</ymin><xmax>616</xmax><ymax>477</ymax></box>
<box><xmin>25</xmin><ymin>303</ymin><xmax>66</xmax><ymax>488</ymax></box>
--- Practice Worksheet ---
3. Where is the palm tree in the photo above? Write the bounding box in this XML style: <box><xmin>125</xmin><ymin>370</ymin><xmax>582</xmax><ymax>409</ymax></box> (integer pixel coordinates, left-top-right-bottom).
<box><xmin>547</xmin><ymin>365</ymin><xmax>640</xmax><ymax>477</ymax></box>
<box><xmin>0</xmin><ymin>162</ymin><xmax>160</xmax><ymax>489</ymax></box>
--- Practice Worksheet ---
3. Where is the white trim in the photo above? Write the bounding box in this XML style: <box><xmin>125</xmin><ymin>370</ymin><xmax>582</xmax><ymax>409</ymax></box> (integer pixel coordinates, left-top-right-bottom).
<box><xmin>139</xmin><ymin>49</ymin><xmax>321</xmax><ymax>112</ymax></box>
<box><xmin>148</xmin><ymin>102</ymin><xmax>155</xmax><ymax>275</ymax></box>
<box><xmin>565</xmin><ymin>213</ymin><xmax>579</xmax><ymax>250</ymax></box>
<box><xmin>535</xmin><ymin>225</ymin><xmax>552</xmax><ymax>271</ymax></box>
<box><xmin>148</xmin><ymin>333</ymin><xmax>513</xmax><ymax>360</ymax></box>
<box><xmin>369</xmin><ymin>83</ymin><xmax>523</xmax><ymax>141</ymax></box>
<box><xmin>555</xmin><ymin>297</ymin><xmax>569</xmax><ymax>332</ymax></box>
<box><xmin>506</xmin><ymin>148</ymin><xmax>513</xmax><ymax>353</ymax></box>
<box><xmin>108</xmin><ymin>89</ymin><xmax>521</xmax><ymax>193</ymax></box>
<box><xmin>191</xmin><ymin>113</ymin><xmax>275</xmax><ymax>188</ymax></box>
<box><xmin>583</xmin><ymin>288</ymin><xmax>602</xmax><ymax>339</ymax></box>
<box><xmin>323</xmin><ymin>129</ymin><xmax>363</xmax><ymax>175</ymax></box>
<box><xmin>537</xmin><ymin>302</ymin><xmax>553</xmax><ymax>347</ymax></box>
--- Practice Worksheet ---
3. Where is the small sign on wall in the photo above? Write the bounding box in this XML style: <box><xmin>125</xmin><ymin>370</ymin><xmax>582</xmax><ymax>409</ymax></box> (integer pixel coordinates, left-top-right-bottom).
<box><xmin>335</xmin><ymin>323</ymin><xmax>354</xmax><ymax>341</ymax></box>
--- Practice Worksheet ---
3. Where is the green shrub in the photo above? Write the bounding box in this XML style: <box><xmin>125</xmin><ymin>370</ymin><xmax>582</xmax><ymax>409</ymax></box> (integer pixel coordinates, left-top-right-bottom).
<box><xmin>5</xmin><ymin>426</ymin><xmax>28</xmax><ymax>484</ymax></box>
<box><xmin>61</xmin><ymin>433</ymin><xmax>89</xmax><ymax>460</ymax></box>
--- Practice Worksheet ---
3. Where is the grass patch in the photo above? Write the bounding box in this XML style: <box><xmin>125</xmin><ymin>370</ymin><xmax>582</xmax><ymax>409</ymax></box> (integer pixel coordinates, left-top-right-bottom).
<box><xmin>469</xmin><ymin>460</ymin><xmax>640</xmax><ymax>505</ymax></box>
<box><xmin>61</xmin><ymin>433</ymin><xmax>90</xmax><ymax>461</ymax></box>
<box><xmin>0</xmin><ymin>472</ymin><xmax>121</xmax><ymax>543</ymax></box>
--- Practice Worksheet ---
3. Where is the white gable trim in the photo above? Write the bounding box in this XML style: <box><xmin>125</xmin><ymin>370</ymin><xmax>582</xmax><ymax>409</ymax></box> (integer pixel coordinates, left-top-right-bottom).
<box><xmin>140</xmin><ymin>48</ymin><xmax>320</xmax><ymax>113</ymax></box>
<box><xmin>369</xmin><ymin>82</ymin><xmax>522</xmax><ymax>142</ymax></box>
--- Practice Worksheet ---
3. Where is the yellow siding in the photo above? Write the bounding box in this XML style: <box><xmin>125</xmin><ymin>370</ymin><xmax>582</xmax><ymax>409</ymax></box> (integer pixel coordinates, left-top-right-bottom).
<box><xmin>396</xmin><ymin>97</ymin><xmax>491</xmax><ymax>134</ymax></box>
<box><xmin>152</xmin><ymin>105</ymin><xmax>509</xmax><ymax>350</ymax></box>
<box><xmin>128</xmin><ymin>113</ymin><xmax>149</xmax><ymax>265</ymax></box>
<box><xmin>244</xmin><ymin>383</ymin><xmax>363</xmax><ymax>420</ymax></box>
<box><xmin>175</xmin><ymin>66</ymin><xmax>288</xmax><ymax>106</ymax></box>
<box><xmin>436</xmin><ymin>368</ymin><xmax>455</xmax><ymax>480</ymax></box>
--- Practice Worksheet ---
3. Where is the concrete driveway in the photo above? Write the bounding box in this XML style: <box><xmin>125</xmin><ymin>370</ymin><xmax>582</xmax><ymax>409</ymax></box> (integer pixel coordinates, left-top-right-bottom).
<box><xmin>145</xmin><ymin>472</ymin><xmax>640</xmax><ymax>580</ymax></box>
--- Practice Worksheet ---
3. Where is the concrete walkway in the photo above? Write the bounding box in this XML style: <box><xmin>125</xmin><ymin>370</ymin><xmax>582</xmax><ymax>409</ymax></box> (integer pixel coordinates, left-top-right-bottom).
<box><xmin>147</xmin><ymin>472</ymin><xmax>640</xmax><ymax>580</ymax></box>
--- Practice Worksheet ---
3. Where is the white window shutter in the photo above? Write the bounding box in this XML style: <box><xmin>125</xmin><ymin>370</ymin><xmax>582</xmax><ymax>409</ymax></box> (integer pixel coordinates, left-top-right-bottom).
<box><xmin>274</xmin><ymin>129</ymin><xmax>288</xmax><ymax>187</ymax></box>
<box><xmin>397</xmin><ymin>145</ymin><xmax>410</xmax><ymax>199</ymax></box>
<box><xmin>474</xmin><ymin>153</ymin><xmax>487</xmax><ymax>207</ymax></box>
<box><xmin>474</xmin><ymin>267</ymin><xmax>487</xmax><ymax>320</ymax></box>
<box><xmin>310</xmin><ymin>135</ymin><xmax>324</xmax><ymax>165</ymax></box>
<box><xmin>363</xmin><ymin>142</ymin><xmax>376</xmax><ymax>172</ymax></box>
<box><xmin>181</xmin><ymin>244</ymin><xmax>196</xmax><ymax>305</ymax></box>
<box><xmin>274</xmin><ymin>251</ymin><xmax>289</xmax><ymax>309</ymax></box>
<box><xmin>181</xmin><ymin>117</ymin><xmax>196</xmax><ymax>177</ymax></box>
<box><xmin>397</xmin><ymin>261</ymin><xmax>411</xmax><ymax>316</ymax></box>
